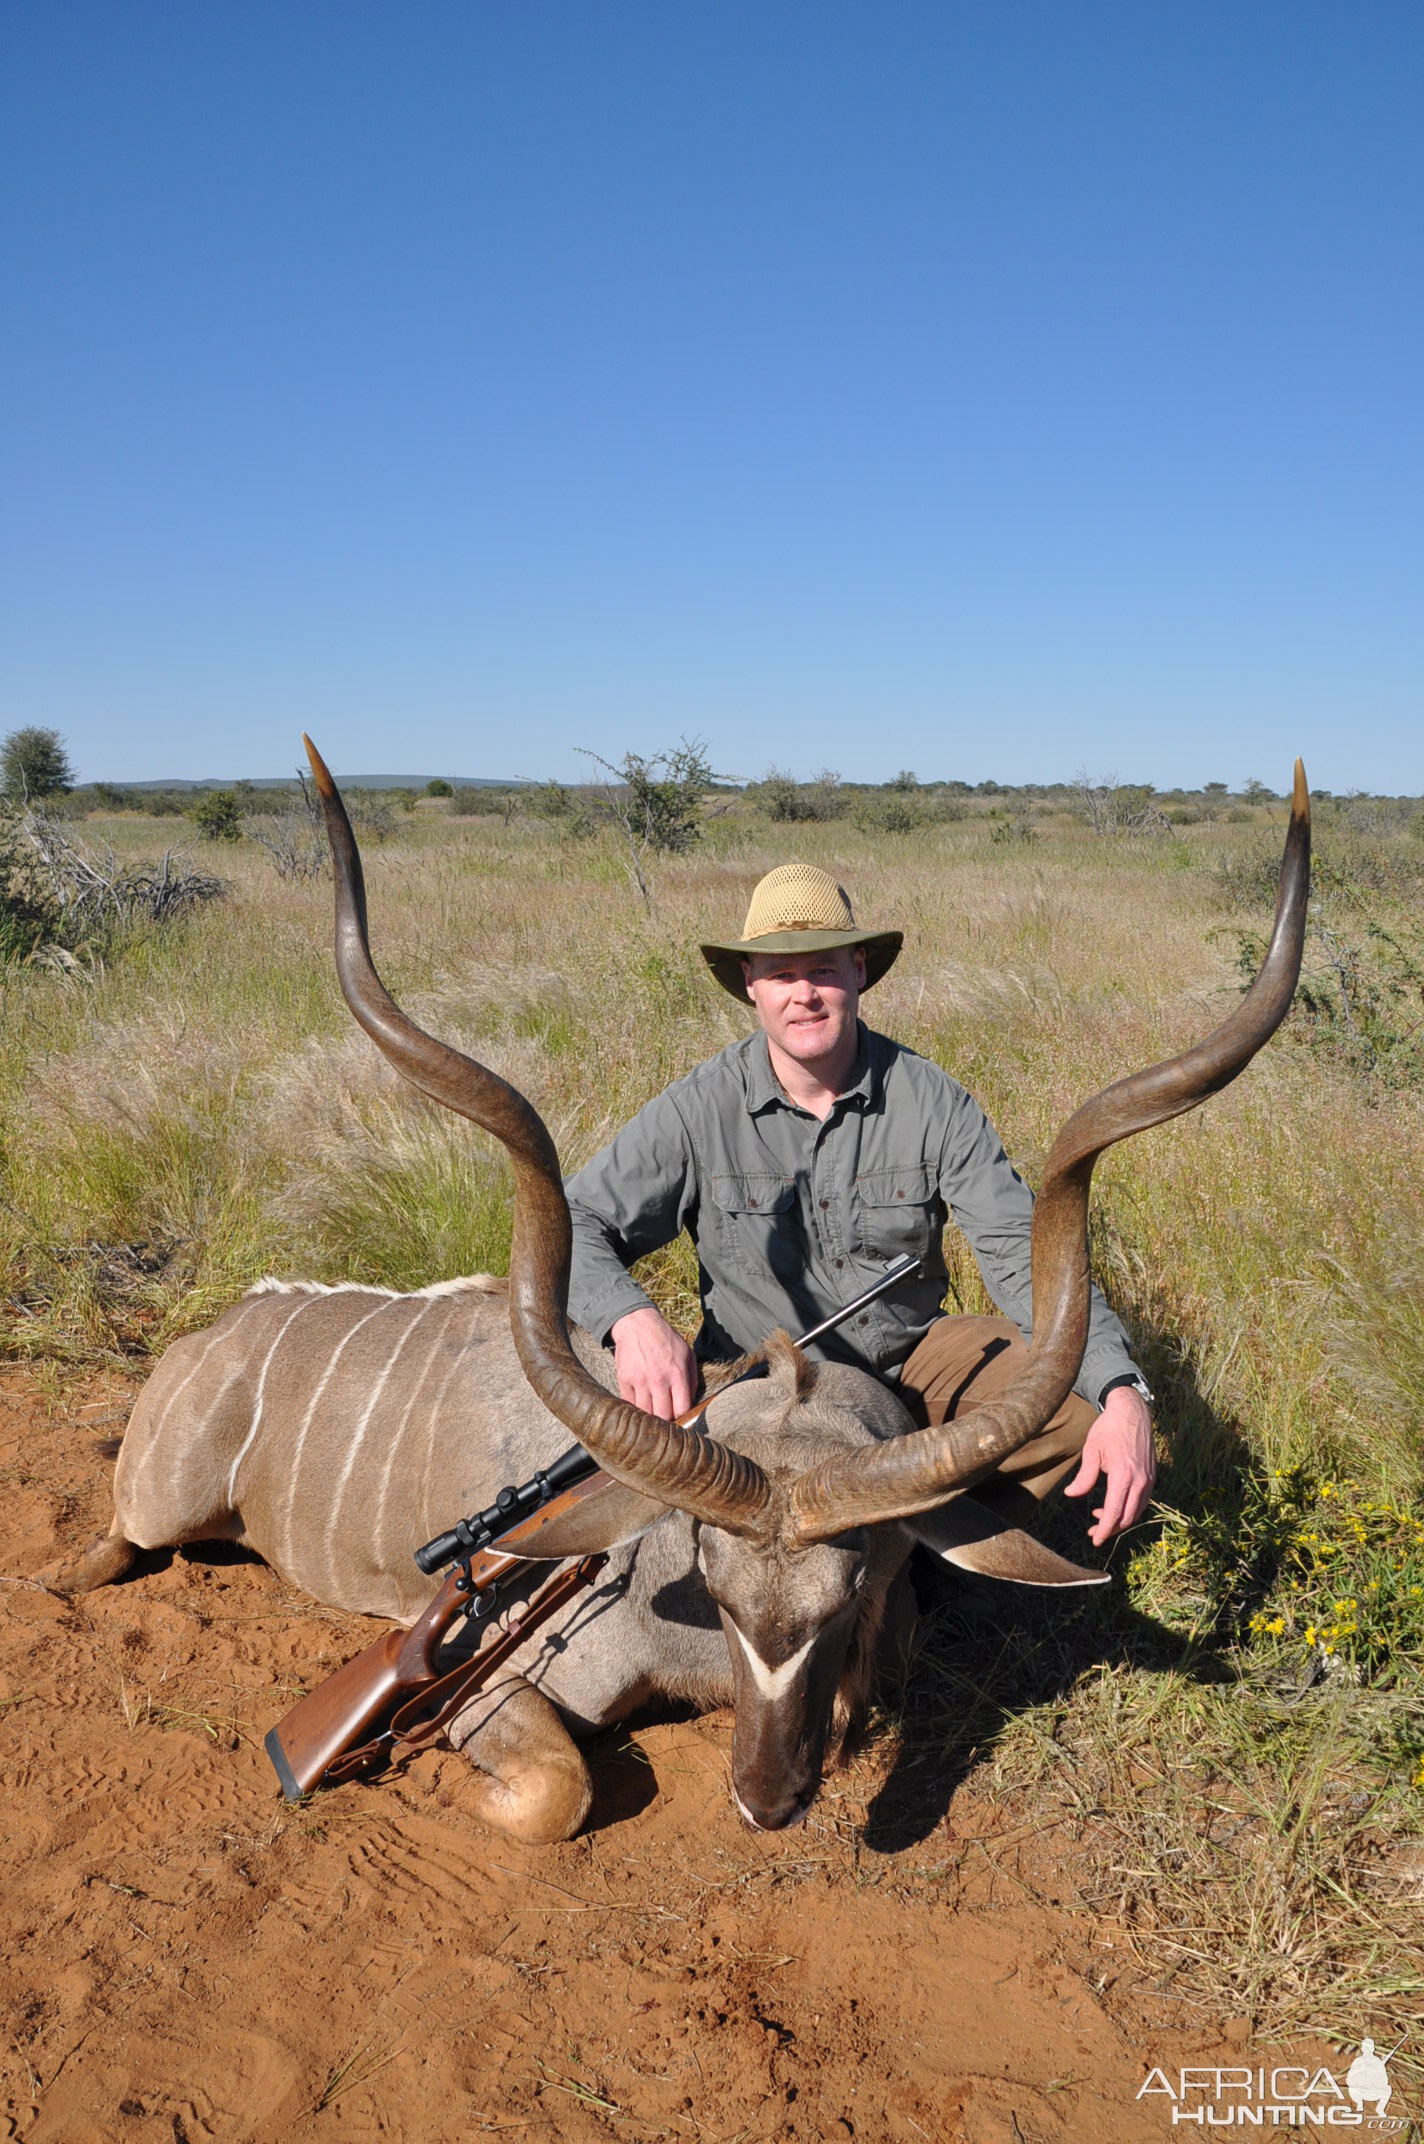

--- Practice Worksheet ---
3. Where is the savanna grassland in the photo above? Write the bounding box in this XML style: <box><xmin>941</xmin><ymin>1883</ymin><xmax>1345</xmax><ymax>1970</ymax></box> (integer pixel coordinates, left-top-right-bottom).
<box><xmin>2</xmin><ymin>771</ymin><xmax>1423</xmax><ymax>2100</ymax></box>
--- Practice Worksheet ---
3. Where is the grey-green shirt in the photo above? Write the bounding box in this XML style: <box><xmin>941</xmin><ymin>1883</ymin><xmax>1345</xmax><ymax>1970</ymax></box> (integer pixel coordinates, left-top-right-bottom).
<box><xmin>565</xmin><ymin>1024</ymin><xmax>1139</xmax><ymax>1406</ymax></box>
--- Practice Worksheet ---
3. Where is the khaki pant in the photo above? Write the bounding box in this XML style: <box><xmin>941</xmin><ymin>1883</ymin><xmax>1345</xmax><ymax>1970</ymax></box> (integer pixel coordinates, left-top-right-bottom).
<box><xmin>897</xmin><ymin>1316</ymin><xmax>1097</xmax><ymax>1526</ymax></box>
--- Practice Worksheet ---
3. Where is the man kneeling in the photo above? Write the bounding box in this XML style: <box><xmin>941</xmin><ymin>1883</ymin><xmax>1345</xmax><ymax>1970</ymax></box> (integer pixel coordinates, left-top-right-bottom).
<box><xmin>566</xmin><ymin>862</ymin><xmax>1155</xmax><ymax>1550</ymax></box>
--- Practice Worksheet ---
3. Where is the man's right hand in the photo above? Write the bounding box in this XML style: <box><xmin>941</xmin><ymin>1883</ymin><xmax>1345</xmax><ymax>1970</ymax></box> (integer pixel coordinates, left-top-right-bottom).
<box><xmin>611</xmin><ymin>1305</ymin><xmax>698</xmax><ymax>1422</ymax></box>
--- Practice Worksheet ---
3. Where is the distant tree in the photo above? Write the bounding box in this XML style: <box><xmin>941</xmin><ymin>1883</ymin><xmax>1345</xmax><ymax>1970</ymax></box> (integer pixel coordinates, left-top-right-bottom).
<box><xmin>2</xmin><ymin>726</ymin><xmax>75</xmax><ymax>799</ymax></box>
<box><xmin>193</xmin><ymin>789</ymin><xmax>242</xmax><ymax>841</ymax></box>
<box><xmin>758</xmin><ymin>766</ymin><xmax>844</xmax><ymax>823</ymax></box>
<box><xmin>1070</xmin><ymin>768</ymin><xmax>1170</xmax><ymax>837</ymax></box>
<box><xmin>759</xmin><ymin>768</ymin><xmax>802</xmax><ymax>822</ymax></box>
<box><xmin>804</xmin><ymin>769</ymin><xmax>844</xmax><ymax>821</ymax></box>
<box><xmin>890</xmin><ymin>769</ymin><xmax>919</xmax><ymax>792</ymax></box>
<box><xmin>424</xmin><ymin>778</ymin><xmax>454</xmax><ymax>798</ymax></box>
<box><xmin>248</xmin><ymin>766</ymin><xmax>328</xmax><ymax>880</ymax></box>
<box><xmin>577</xmin><ymin>738</ymin><xmax>719</xmax><ymax>906</ymax></box>
<box><xmin>1241</xmin><ymin>778</ymin><xmax>1275</xmax><ymax>802</ymax></box>
<box><xmin>990</xmin><ymin>800</ymin><xmax>1037</xmax><ymax>846</ymax></box>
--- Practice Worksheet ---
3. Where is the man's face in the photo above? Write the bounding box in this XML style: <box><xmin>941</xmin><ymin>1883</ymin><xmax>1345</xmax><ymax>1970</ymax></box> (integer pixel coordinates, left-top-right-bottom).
<box><xmin>743</xmin><ymin>945</ymin><xmax>865</xmax><ymax>1067</ymax></box>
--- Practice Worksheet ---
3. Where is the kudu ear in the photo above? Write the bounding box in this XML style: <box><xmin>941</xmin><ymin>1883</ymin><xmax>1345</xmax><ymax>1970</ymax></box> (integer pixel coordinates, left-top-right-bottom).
<box><xmin>902</xmin><ymin>1496</ymin><xmax>1110</xmax><ymax>1589</ymax></box>
<box><xmin>507</xmin><ymin>1477</ymin><xmax>671</xmax><ymax>1561</ymax></box>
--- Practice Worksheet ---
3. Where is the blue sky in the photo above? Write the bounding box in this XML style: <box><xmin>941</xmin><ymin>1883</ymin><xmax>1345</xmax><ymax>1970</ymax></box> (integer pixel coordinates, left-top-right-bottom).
<box><xmin>2</xmin><ymin>6</ymin><xmax>1420</xmax><ymax>790</ymax></box>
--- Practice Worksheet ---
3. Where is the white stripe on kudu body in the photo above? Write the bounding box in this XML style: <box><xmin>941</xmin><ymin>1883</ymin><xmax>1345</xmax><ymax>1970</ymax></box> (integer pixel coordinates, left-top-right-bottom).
<box><xmin>373</xmin><ymin>1294</ymin><xmax>461</xmax><ymax>1569</ymax></box>
<box><xmin>134</xmin><ymin>1312</ymin><xmax>261</xmax><ymax>1517</ymax></box>
<box><xmin>280</xmin><ymin>1295</ymin><xmax>401</xmax><ymax>1574</ymax></box>
<box><xmin>417</xmin><ymin>1317</ymin><xmax>474</xmax><ymax>1545</ymax></box>
<box><xmin>227</xmin><ymin>1293</ymin><xmax>325</xmax><ymax>1504</ymax></box>
<box><xmin>325</xmin><ymin>1295</ymin><xmax>438</xmax><ymax>1595</ymax></box>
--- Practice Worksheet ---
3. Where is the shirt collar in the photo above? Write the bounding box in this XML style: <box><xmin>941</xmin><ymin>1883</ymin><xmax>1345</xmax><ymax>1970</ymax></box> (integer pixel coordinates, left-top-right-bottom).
<box><xmin>743</xmin><ymin>1024</ymin><xmax>875</xmax><ymax>1117</ymax></box>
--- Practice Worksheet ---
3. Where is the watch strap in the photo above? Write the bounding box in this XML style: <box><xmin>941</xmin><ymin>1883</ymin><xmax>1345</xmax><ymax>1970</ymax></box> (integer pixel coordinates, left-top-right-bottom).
<box><xmin>1098</xmin><ymin>1371</ymin><xmax>1153</xmax><ymax>1409</ymax></box>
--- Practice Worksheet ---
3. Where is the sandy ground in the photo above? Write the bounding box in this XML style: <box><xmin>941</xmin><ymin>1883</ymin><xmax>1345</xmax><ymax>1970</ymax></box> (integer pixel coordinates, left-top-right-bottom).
<box><xmin>0</xmin><ymin>1366</ymin><xmax>1342</xmax><ymax>2144</ymax></box>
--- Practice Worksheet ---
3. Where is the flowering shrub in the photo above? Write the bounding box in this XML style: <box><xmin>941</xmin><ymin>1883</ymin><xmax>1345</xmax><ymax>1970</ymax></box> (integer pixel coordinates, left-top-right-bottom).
<box><xmin>1242</xmin><ymin>1479</ymin><xmax>1424</xmax><ymax>1679</ymax></box>
<box><xmin>1136</xmin><ymin>1465</ymin><xmax>1424</xmax><ymax>1788</ymax></box>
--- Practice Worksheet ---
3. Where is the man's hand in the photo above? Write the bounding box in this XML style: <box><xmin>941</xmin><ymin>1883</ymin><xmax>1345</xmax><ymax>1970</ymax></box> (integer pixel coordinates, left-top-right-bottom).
<box><xmin>1063</xmin><ymin>1388</ymin><xmax>1156</xmax><ymax>1547</ymax></box>
<box><xmin>611</xmin><ymin>1305</ymin><xmax>697</xmax><ymax>1422</ymax></box>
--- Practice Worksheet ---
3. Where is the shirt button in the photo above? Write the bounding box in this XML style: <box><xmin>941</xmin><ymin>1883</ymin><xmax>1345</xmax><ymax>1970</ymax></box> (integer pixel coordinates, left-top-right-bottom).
<box><xmin>835</xmin><ymin>1258</ymin><xmax>844</xmax><ymax>1269</ymax></box>
<box><xmin>858</xmin><ymin>1314</ymin><xmax>869</xmax><ymax>1325</ymax></box>
<box><xmin>896</xmin><ymin>1189</ymin><xmax>905</xmax><ymax>1199</ymax></box>
<box><xmin>819</xmin><ymin>1198</ymin><xmax>829</xmax><ymax>1210</ymax></box>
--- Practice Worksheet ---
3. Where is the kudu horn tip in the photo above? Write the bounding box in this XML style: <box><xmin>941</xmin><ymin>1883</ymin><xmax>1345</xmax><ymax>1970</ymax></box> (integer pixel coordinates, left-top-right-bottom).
<box><xmin>1292</xmin><ymin>757</ymin><xmax>1309</xmax><ymax>823</ymax></box>
<box><xmin>302</xmin><ymin>734</ymin><xmax>336</xmax><ymax>799</ymax></box>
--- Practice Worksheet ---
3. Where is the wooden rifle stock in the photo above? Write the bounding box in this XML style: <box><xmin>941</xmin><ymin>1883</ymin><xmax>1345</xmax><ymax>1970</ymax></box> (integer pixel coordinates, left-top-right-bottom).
<box><xmin>265</xmin><ymin>1546</ymin><xmax>521</xmax><ymax>1801</ymax></box>
<box><xmin>265</xmin><ymin>1464</ymin><xmax>618</xmax><ymax>1801</ymax></box>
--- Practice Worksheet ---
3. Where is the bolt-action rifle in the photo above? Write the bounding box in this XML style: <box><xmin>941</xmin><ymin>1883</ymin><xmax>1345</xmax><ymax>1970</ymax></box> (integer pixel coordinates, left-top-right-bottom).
<box><xmin>264</xmin><ymin>1255</ymin><xmax>922</xmax><ymax>1802</ymax></box>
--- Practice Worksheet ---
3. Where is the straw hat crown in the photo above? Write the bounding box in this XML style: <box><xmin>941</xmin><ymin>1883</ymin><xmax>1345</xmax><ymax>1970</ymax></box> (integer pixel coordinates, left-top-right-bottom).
<box><xmin>740</xmin><ymin>861</ymin><xmax>855</xmax><ymax>939</ymax></box>
<box><xmin>700</xmin><ymin>861</ymin><xmax>903</xmax><ymax>1002</ymax></box>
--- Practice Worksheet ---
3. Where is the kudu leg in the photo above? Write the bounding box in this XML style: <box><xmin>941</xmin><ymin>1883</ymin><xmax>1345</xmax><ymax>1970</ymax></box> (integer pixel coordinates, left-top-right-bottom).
<box><xmin>39</xmin><ymin>1517</ymin><xmax>138</xmax><ymax>1595</ymax></box>
<box><xmin>446</xmin><ymin>1675</ymin><xmax>594</xmax><ymax>1845</ymax></box>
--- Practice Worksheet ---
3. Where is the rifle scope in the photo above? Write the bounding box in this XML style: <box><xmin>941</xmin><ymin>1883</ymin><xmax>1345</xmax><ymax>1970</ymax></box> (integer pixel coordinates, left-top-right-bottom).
<box><xmin>413</xmin><ymin>1252</ymin><xmax>923</xmax><ymax>1576</ymax></box>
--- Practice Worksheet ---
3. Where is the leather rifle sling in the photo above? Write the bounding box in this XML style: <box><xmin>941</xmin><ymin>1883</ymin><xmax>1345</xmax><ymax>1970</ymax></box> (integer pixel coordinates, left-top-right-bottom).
<box><xmin>319</xmin><ymin>1555</ymin><xmax>606</xmax><ymax>1784</ymax></box>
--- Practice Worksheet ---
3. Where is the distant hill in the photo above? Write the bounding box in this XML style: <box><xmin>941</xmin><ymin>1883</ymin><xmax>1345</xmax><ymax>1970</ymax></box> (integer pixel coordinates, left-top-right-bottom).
<box><xmin>105</xmin><ymin>775</ymin><xmax>530</xmax><ymax>792</ymax></box>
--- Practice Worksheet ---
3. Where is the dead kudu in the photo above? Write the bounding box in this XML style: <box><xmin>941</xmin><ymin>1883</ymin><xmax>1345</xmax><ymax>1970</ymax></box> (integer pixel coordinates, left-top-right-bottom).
<box><xmin>50</xmin><ymin>746</ymin><xmax>1311</xmax><ymax>1842</ymax></box>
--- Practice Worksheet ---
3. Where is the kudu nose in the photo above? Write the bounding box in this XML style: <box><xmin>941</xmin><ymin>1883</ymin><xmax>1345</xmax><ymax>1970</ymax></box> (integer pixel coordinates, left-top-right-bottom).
<box><xmin>734</xmin><ymin>1785</ymin><xmax>812</xmax><ymax>1833</ymax></box>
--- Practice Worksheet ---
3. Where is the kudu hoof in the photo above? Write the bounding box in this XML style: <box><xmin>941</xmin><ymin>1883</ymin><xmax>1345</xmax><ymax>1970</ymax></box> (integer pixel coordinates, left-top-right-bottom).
<box><xmin>39</xmin><ymin>1529</ymin><xmax>138</xmax><ymax>1596</ymax></box>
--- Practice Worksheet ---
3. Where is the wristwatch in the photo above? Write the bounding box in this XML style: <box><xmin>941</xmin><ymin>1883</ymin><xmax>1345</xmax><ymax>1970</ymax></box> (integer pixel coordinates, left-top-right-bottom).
<box><xmin>1098</xmin><ymin>1372</ymin><xmax>1154</xmax><ymax>1410</ymax></box>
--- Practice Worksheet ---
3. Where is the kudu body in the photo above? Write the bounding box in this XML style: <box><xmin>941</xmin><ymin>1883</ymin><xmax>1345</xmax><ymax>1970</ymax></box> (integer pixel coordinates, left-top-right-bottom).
<box><xmin>53</xmin><ymin>747</ymin><xmax>1311</xmax><ymax>1843</ymax></box>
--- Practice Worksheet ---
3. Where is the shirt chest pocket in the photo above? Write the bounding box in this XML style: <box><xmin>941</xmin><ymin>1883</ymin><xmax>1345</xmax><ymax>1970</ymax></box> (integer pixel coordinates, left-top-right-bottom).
<box><xmin>855</xmin><ymin>1163</ymin><xmax>938</xmax><ymax>1262</ymax></box>
<box><xmin>708</xmin><ymin>1173</ymin><xmax>801</xmax><ymax>1279</ymax></box>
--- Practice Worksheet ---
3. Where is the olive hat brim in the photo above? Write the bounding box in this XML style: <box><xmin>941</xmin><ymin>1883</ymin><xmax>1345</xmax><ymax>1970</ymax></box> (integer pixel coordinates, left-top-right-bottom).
<box><xmin>699</xmin><ymin>928</ymin><xmax>903</xmax><ymax>1004</ymax></box>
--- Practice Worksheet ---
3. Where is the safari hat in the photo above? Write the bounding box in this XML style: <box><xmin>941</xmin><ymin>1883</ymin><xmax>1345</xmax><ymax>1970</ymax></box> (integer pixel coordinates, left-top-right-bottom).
<box><xmin>700</xmin><ymin>862</ymin><xmax>903</xmax><ymax>1004</ymax></box>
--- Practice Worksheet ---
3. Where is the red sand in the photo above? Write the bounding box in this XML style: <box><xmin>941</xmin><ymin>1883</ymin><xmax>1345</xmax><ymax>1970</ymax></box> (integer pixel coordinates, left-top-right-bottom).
<box><xmin>0</xmin><ymin>1368</ymin><xmax>1326</xmax><ymax>2141</ymax></box>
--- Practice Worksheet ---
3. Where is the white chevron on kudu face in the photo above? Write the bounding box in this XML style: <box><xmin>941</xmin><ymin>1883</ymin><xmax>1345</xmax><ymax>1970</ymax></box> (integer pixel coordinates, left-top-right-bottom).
<box><xmin>726</xmin><ymin>1621</ymin><xmax>817</xmax><ymax>1701</ymax></box>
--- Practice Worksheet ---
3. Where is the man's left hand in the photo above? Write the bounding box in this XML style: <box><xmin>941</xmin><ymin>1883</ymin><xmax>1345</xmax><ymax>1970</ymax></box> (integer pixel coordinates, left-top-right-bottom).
<box><xmin>1063</xmin><ymin>1388</ymin><xmax>1156</xmax><ymax>1547</ymax></box>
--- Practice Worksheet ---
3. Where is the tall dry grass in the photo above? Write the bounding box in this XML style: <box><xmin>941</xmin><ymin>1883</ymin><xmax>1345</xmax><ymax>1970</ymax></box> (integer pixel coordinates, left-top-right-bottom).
<box><xmin>2</xmin><ymin>788</ymin><xmax>1422</xmax><ymax>2046</ymax></box>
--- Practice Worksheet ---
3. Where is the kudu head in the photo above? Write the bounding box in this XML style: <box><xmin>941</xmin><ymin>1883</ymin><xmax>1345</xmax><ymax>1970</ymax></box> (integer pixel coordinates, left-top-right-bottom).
<box><xmin>304</xmin><ymin>736</ymin><xmax>1310</xmax><ymax>1831</ymax></box>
